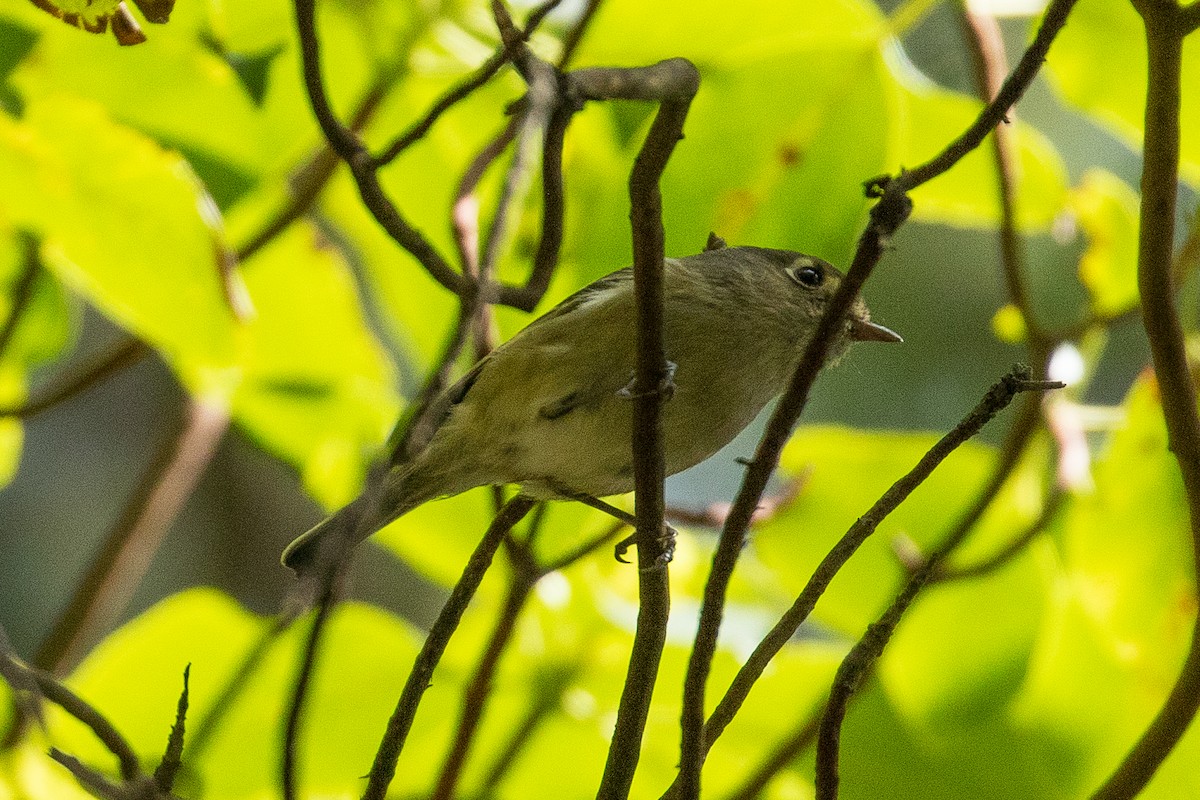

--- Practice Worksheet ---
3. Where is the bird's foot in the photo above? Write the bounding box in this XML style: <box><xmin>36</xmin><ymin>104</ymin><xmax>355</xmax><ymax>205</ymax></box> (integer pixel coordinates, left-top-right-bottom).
<box><xmin>617</xmin><ymin>361</ymin><xmax>677</xmax><ymax>402</ymax></box>
<box><xmin>614</xmin><ymin>523</ymin><xmax>677</xmax><ymax>570</ymax></box>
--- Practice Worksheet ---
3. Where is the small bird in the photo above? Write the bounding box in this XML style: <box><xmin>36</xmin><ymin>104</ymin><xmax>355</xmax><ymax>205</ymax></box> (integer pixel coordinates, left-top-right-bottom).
<box><xmin>283</xmin><ymin>242</ymin><xmax>900</xmax><ymax>572</ymax></box>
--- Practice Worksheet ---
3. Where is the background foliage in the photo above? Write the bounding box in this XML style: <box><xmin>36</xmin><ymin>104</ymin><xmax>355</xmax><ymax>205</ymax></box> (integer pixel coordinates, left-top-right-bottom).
<box><xmin>1</xmin><ymin>0</ymin><xmax>1198</xmax><ymax>797</ymax></box>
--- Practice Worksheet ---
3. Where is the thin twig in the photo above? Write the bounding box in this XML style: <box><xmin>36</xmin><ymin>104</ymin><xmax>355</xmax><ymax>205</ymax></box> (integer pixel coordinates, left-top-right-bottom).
<box><xmin>430</xmin><ymin>573</ymin><xmax>535</xmax><ymax>800</ymax></box>
<box><xmin>898</xmin><ymin>0</ymin><xmax>1080</xmax><ymax>190</ymax></box>
<box><xmin>24</xmin><ymin>664</ymin><xmax>142</xmax><ymax>781</ymax></box>
<box><xmin>294</xmin><ymin>0</ymin><xmax>465</xmax><ymax>296</ymax></box>
<box><xmin>375</xmin><ymin>0</ymin><xmax>565</xmax><ymax>167</ymax></box>
<box><xmin>152</xmin><ymin>664</ymin><xmax>189</xmax><ymax>793</ymax></box>
<box><xmin>557</xmin><ymin>0</ymin><xmax>605</xmax><ymax>68</ymax></box>
<box><xmin>185</xmin><ymin>614</ymin><xmax>295</xmax><ymax>761</ymax></box>
<box><xmin>675</xmin><ymin>3</ymin><xmax>1079</xmax><ymax>788</ymax></box>
<box><xmin>658</xmin><ymin>371</ymin><xmax>1060</xmax><ymax>799</ymax></box>
<box><xmin>362</xmin><ymin>496</ymin><xmax>536</xmax><ymax>800</ymax></box>
<box><xmin>282</xmin><ymin>570</ymin><xmax>344</xmax><ymax>800</ymax></box>
<box><xmin>48</xmin><ymin>749</ymin><xmax>129</xmax><ymax>800</ymax></box>
<box><xmin>0</xmin><ymin>338</ymin><xmax>148</xmax><ymax>419</ymax></box>
<box><xmin>34</xmin><ymin>398</ymin><xmax>230</xmax><ymax>676</ymax></box>
<box><xmin>813</xmin><ymin>372</ymin><xmax>1065</xmax><ymax>800</ymax></box>
<box><xmin>958</xmin><ymin>4</ymin><xmax>1047</xmax><ymax>344</ymax></box>
<box><xmin>931</xmin><ymin>488</ymin><xmax>1064</xmax><ymax>582</ymax></box>
<box><xmin>0</xmin><ymin>624</ymin><xmax>44</xmax><ymax>736</ymax></box>
<box><xmin>0</xmin><ymin>232</ymin><xmax>40</xmax><ymax>364</ymax></box>
<box><xmin>722</xmin><ymin>710</ymin><xmax>822</xmax><ymax>800</ymax></box>
<box><xmin>1089</xmin><ymin>4</ymin><xmax>1200</xmax><ymax>796</ymax></box>
<box><xmin>470</xmin><ymin>669</ymin><xmax>571</xmax><ymax>797</ymax></box>
<box><xmin>569</xmin><ymin>54</ymin><xmax>698</xmax><ymax>800</ymax></box>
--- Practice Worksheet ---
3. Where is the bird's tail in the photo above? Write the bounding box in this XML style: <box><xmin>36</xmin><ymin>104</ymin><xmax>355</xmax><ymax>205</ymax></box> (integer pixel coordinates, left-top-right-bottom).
<box><xmin>281</xmin><ymin>464</ymin><xmax>437</xmax><ymax>574</ymax></box>
<box><xmin>281</xmin><ymin>501</ymin><xmax>363</xmax><ymax>574</ymax></box>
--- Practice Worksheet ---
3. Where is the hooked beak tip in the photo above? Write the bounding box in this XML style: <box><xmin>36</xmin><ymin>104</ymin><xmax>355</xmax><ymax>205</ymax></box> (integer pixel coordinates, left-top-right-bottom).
<box><xmin>850</xmin><ymin>317</ymin><xmax>903</xmax><ymax>344</ymax></box>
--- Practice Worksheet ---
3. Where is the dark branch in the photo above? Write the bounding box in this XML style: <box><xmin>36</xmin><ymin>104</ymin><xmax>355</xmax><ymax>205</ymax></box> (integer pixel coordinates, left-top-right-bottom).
<box><xmin>0</xmin><ymin>231</ymin><xmax>40</xmax><ymax>364</ymax></box>
<box><xmin>813</xmin><ymin>372</ymin><xmax>1066</xmax><ymax>800</ymax></box>
<box><xmin>294</xmin><ymin>0</ymin><xmax>464</xmax><ymax>296</ymax></box>
<box><xmin>375</xmin><ymin>0</ymin><xmax>565</xmax><ymax>167</ymax></box>
<box><xmin>25</xmin><ymin>665</ymin><xmax>142</xmax><ymax>781</ymax></box>
<box><xmin>34</xmin><ymin>399</ymin><xmax>229</xmax><ymax>676</ymax></box>
<box><xmin>898</xmin><ymin>0</ymin><xmax>1080</xmax><ymax>190</ymax></box>
<box><xmin>588</xmin><ymin>55</ymin><xmax>698</xmax><ymax>800</ymax></box>
<box><xmin>361</xmin><ymin>496</ymin><xmax>536</xmax><ymax>800</ymax></box>
<box><xmin>1089</xmin><ymin>4</ymin><xmax>1200</xmax><ymax>796</ymax></box>
<box><xmin>676</xmin><ymin>2</ymin><xmax>1080</xmax><ymax>788</ymax></box>
<box><xmin>0</xmin><ymin>338</ymin><xmax>147</xmax><ymax>420</ymax></box>
<box><xmin>152</xmin><ymin>664</ymin><xmax>189</xmax><ymax>793</ymax></box>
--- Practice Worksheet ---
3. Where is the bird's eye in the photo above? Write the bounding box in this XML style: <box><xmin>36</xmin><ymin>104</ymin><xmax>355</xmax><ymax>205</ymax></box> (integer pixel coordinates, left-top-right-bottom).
<box><xmin>788</xmin><ymin>263</ymin><xmax>825</xmax><ymax>288</ymax></box>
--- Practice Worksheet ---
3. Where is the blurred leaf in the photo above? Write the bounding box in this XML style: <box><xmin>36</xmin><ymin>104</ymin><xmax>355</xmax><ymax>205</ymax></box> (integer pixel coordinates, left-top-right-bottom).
<box><xmin>753</xmin><ymin>426</ymin><xmax>1002</xmax><ymax>634</ymax></box>
<box><xmin>0</xmin><ymin>226</ymin><xmax>75</xmax><ymax>488</ymax></box>
<box><xmin>232</xmin><ymin>223</ymin><xmax>400</xmax><ymax>508</ymax></box>
<box><xmin>1044</xmin><ymin>0</ymin><xmax>1200</xmax><ymax>185</ymax></box>
<box><xmin>992</xmin><ymin>302</ymin><xmax>1028</xmax><ymax>343</ymax></box>
<box><xmin>1070</xmin><ymin>169</ymin><xmax>1140</xmax><ymax>317</ymax></box>
<box><xmin>896</xmin><ymin>65</ymin><xmax>1070</xmax><ymax>230</ymax></box>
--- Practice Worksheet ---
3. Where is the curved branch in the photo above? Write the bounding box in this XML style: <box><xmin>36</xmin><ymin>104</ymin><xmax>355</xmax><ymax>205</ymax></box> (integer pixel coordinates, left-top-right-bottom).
<box><xmin>1090</xmin><ymin>6</ymin><xmax>1200</xmax><ymax>797</ymax></box>
<box><xmin>814</xmin><ymin>372</ymin><xmax>1064</xmax><ymax>800</ymax></box>
<box><xmin>361</xmin><ymin>496</ymin><xmax>536</xmax><ymax>800</ymax></box>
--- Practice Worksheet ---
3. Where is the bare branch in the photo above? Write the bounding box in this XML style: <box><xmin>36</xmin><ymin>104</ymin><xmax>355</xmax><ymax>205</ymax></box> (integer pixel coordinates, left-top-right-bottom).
<box><xmin>24</xmin><ymin>665</ymin><xmax>142</xmax><ymax>781</ymax></box>
<box><xmin>293</xmin><ymin>0</ymin><xmax>465</xmax><ymax>296</ymax></box>
<box><xmin>957</xmin><ymin>5</ymin><xmax>1047</xmax><ymax>344</ymax></box>
<box><xmin>813</xmin><ymin>372</ymin><xmax>1066</xmax><ymax>800</ymax></box>
<box><xmin>430</xmin><ymin>574</ymin><xmax>535</xmax><ymax>800</ymax></box>
<box><xmin>282</xmin><ymin>570</ymin><xmax>345</xmax><ymax>800</ymax></box>
<box><xmin>152</xmin><ymin>665</ymin><xmax>189</xmax><ymax>793</ymax></box>
<box><xmin>1090</xmin><ymin>5</ymin><xmax>1200</xmax><ymax>796</ymax></box>
<box><xmin>375</xmin><ymin>0</ymin><xmax>565</xmax><ymax>167</ymax></box>
<box><xmin>931</xmin><ymin>488</ymin><xmax>1064</xmax><ymax>583</ymax></box>
<box><xmin>185</xmin><ymin>614</ymin><xmax>294</xmax><ymax>761</ymax></box>
<box><xmin>675</xmin><ymin>3</ymin><xmax>1081</xmax><ymax>788</ymax></box>
<box><xmin>34</xmin><ymin>398</ymin><xmax>229</xmax><ymax>675</ymax></box>
<box><xmin>0</xmin><ymin>231</ymin><xmax>40</xmax><ymax>364</ymax></box>
<box><xmin>362</xmin><ymin>496</ymin><xmax>536</xmax><ymax>800</ymax></box>
<box><xmin>898</xmin><ymin>0</ymin><xmax>1080</xmax><ymax>190</ymax></box>
<box><xmin>0</xmin><ymin>338</ymin><xmax>147</xmax><ymax>420</ymax></box>
<box><xmin>573</xmin><ymin>55</ymin><xmax>698</xmax><ymax>800</ymax></box>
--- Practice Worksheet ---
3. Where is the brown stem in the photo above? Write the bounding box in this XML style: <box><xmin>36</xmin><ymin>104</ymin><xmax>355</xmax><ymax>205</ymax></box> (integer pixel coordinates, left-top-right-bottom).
<box><xmin>675</xmin><ymin>1</ymin><xmax>1080</xmax><ymax>772</ymax></box>
<box><xmin>185</xmin><ymin>614</ymin><xmax>295</xmax><ymax>761</ymax></box>
<box><xmin>958</xmin><ymin>4</ymin><xmax>1047</xmax><ymax>344</ymax></box>
<box><xmin>20</xmin><ymin>663</ymin><xmax>142</xmax><ymax>780</ymax></box>
<box><xmin>361</xmin><ymin>496</ymin><xmax>536</xmax><ymax>800</ymax></box>
<box><xmin>294</xmin><ymin>0</ymin><xmax>465</xmax><ymax>297</ymax></box>
<box><xmin>722</xmin><ymin>710</ymin><xmax>821</xmax><ymax>800</ymax></box>
<box><xmin>430</xmin><ymin>573</ymin><xmax>535</xmax><ymax>800</ymax></box>
<box><xmin>931</xmin><ymin>488</ymin><xmax>1064</xmax><ymax>583</ymax></box>
<box><xmin>33</xmin><ymin>398</ymin><xmax>230</xmax><ymax>675</ymax></box>
<box><xmin>282</xmin><ymin>571</ymin><xmax>343</xmax><ymax>800</ymax></box>
<box><xmin>0</xmin><ymin>232</ymin><xmax>40</xmax><ymax>364</ymax></box>
<box><xmin>584</xmin><ymin>56</ymin><xmax>698</xmax><ymax>800</ymax></box>
<box><xmin>898</xmin><ymin>0</ymin><xmax>1080</xmax><ymax>190</ymax></box>
<box><xmin>0</xmin><ymin>338</ymin><xmax>148</xmax><ymax>420</ymax></box>
<box><xmin>375</xmin><ymin>0</ymin><xmax>565</xmax><ymax>167</ymax></box>
<box><xmin>1089</xmin><ymin>5</ymin><xmax>1200</xmax><ymax>797</ymax></box>
<box><xmin>813</xmin><ymin>373</ymin><xmax>1065</xmax><ymax>800</ymax></box>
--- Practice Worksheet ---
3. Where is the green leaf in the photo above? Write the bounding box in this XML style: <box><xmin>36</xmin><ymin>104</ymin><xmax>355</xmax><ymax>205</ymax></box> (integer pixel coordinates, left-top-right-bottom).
<box><xmin>1044</xmin><ymin>0</ymin><xmax>1200</xmax><ymax>185</ymax></box>
<box><xmin>753</xmin><ymin>426</ymin><xmax>1000</xmax><ymax>634</ymax></box>
<box><xmin>0</xmin><ymin>226</ymin><xmax>75</xmax><ymax>488</ymax></box>
<box><xmin>0</xmin><ymin>97</ymin><xmax>240</xmax><ymax>397</ymax></box>
<box><xmin>896</xmin><ymin>71</ymin><xmax>1070</xmax><ymax>230</ymax></box>
<box><xmin>1070</xmin><ymin>169</ymin><xmax>1140</xmax><ymax>317</ymax></box>
<box><xmin>232</xmin><ymin>223</ymin><xmax>401</xmax><ymax>508</ymax></box>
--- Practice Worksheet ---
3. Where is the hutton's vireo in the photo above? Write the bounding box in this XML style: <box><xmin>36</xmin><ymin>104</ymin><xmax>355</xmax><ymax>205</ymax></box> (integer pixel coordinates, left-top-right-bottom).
<box><xmin>283</xmin><ymin>244</ymin><xmax>899</xmax><ymax>571</ymax></box>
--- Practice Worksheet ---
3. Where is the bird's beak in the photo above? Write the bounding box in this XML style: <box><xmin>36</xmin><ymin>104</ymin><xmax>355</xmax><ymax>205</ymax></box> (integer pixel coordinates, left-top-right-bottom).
<box><xmin>849</xmin><ymin>317</ymin><xmax>903</xmax><ymax>343</ymax></box>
